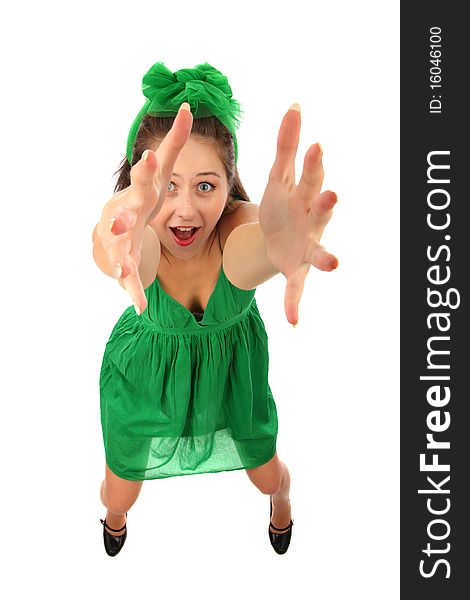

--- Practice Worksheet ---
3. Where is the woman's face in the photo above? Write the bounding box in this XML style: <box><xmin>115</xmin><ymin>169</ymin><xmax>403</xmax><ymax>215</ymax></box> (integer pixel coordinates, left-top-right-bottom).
<box><xmin>149</xmin><ymin>135</ymin><xmax>229</xmax><ymax>264</ymax></box>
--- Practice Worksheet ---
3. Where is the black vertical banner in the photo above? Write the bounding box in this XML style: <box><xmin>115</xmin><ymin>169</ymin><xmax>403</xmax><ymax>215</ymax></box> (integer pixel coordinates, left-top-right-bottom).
<box><xmin>401</xmin><ymin>3</ymin><xmax>469</xmax><ymax>597</ymax></box>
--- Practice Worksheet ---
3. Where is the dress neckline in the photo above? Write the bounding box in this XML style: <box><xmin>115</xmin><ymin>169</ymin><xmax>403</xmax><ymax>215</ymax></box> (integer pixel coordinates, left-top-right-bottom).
<box><xmin>154</xmin><ymin>226</ymin><xmax>225</xmax><ymax>323</ymax></box>
<box><xmin>154</xmin><ymin>264</ymin><xmax>224</xmax><ymax>322</ymax></box>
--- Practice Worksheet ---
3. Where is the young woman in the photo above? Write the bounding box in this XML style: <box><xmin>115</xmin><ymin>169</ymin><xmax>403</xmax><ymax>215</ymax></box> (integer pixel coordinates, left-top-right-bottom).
<box><xmin>92</xmin><ymin>61</ymin><xmax>338</xmax><ymax>557</ymax></box>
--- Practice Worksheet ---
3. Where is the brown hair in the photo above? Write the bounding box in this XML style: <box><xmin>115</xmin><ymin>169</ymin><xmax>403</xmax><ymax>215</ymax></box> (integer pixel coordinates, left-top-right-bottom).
<box><xmin>113</xmin><ymin>115</ymin><xmax>250</xmax><ymax>216</ymax></box>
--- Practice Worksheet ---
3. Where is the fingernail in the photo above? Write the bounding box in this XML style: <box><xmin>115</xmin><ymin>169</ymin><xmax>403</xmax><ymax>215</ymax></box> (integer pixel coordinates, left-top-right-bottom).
<box><xmin>318</xmin><ymin>143</ymin><xmax>323</xmax><ymax>156</ymax></box>
<box><xmin>108</xmin><ymin>217</ymin><xmax>116</xmax><ymax>231</ymax></box>
<box><xmin>113</xmin><ymin>263</ymin><xmax>122</xmax><ymax>278</ymax></box>
<box><xmin>134</xmin><ymin>303</ymin><xmax>141</xmax><ymax>316</ymax></box>
<box><xmin>292</xmin><ymin>321</ymin><xmax>298</xmax><ymax>328</ymax></box>
<box><xmin>289</xmin><ymin>103</ymin><xmax>301</xmax><ymax>112</ymax></box>
<box><xmin>142</xmin><ymin>149</ymin><xmax>150</xmax><ymax>162</ymax></box>
<box><xmin>180</xmin><ymin>102</ymin><xmax>191</xmax><ymax>112</ymax></box>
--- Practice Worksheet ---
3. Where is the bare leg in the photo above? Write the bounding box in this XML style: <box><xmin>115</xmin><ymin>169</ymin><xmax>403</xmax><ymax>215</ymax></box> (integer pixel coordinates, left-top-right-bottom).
<box><xmin>245</xmin><ymin>451</ymin><xmax>292</xmax><ymax>533</ymax></box>
<box><xmin>100</xmin><ymin>464</ymin><xmax>144</xmax><ymax>535</ymax></box>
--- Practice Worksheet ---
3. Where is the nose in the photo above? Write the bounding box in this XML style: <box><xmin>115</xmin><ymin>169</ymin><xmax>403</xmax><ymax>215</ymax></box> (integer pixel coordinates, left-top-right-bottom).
<box><xmin>174</xmin><ymin>190</ymin><xmax>197</xmax><ymax>220</ymax></box>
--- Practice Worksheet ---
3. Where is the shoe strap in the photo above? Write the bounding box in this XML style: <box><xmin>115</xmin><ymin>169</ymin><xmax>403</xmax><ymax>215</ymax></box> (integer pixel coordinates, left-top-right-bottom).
<box><xmin>100</xmin><ymin>518</ymin><xmax>127</xmax><ymax>533</ymax></box>
<box><xmin>269</xmin><ymin>519</ymin><xmax>294</xmax><ymax>532</ymax></box>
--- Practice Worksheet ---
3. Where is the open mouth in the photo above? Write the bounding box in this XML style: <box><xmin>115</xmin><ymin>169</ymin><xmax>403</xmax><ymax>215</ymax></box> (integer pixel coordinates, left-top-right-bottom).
<box><xmin>170</xmin><ymin>227</ymin><xmax>200</xmax><ymax>245</ymax></box>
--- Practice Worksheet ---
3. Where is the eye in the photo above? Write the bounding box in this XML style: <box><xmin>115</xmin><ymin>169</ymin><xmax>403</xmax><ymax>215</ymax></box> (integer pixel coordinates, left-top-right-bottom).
<box><xmin>197</xmin><ymin>182</ymin><xmax>215</xmax><ymax>192</ymax></box>
<box><xmin>167</xmin><ymin>181</ymin><xmax>215</xmax><ymax>192</ymax></box>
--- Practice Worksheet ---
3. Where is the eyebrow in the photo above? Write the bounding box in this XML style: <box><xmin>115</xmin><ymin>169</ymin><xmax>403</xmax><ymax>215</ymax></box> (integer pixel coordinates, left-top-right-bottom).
<box><xmin>172</xmin><ymin>171</ymin><xmax>221</xmax><ymax>178</ymax></box>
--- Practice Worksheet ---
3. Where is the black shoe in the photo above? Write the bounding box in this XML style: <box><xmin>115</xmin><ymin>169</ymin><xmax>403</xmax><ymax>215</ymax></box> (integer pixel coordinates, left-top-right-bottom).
<box><xmin>268</xmin><ymin>495</ymin><xmax>294</xmax><ymax>555</ymax></box>
<box><xmin>99</xmin><ymin>512</ymin><xmax>128</xmax><ymax>557</ymax></box>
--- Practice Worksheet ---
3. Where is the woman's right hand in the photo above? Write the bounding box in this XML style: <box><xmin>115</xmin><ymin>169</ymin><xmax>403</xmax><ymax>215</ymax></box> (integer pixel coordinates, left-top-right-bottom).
<box><xmin>94</xmin><ymin>102</ymin><xmax>193</xmax><ymax>313</ymax></box>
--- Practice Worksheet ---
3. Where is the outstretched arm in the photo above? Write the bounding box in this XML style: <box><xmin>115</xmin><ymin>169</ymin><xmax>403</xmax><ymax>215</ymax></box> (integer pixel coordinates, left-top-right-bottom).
<box><xmin>224</xmin><ymin>104</ymin><xmax>338</xmax><ymax>326</ymax></box>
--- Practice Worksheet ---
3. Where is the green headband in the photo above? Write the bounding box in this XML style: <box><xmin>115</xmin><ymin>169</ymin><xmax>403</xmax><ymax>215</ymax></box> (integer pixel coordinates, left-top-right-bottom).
<box><xmin>126</xmin><ymin>61</ymin><xmax>243</xmax><ymax>165</ymax></box>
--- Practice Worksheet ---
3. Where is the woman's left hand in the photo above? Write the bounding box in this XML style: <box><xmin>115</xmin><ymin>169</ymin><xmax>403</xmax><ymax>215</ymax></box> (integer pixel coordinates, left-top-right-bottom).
<box><xmin>258</xmin><ymin>104</ymin><xmax>338</xmax><ymax>326</ymax></box>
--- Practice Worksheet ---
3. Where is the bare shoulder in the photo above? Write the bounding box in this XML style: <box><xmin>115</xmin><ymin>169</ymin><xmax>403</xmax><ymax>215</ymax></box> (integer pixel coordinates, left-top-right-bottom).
<box><xmin>219</xmin><ymin>201</ymin><xmax>259</xmax><ymax>250</ymax></box>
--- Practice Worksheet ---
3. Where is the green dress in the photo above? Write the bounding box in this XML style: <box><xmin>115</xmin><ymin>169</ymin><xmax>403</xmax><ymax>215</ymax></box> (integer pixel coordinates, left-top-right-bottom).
<box><xmin>99</xmin><ymin>263</ymin><xmax>278</xmax><ymax>481</ymax></box>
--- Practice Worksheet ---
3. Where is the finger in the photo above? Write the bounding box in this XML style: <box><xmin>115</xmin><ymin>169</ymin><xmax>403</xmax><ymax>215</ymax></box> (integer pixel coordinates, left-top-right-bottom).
<box><xmin>296</xmin><ymin>143</ymin><xmax>324</xmax><ymax>209</ymax></box>
<box><xmin>155</xmin><ymin>102</ymin><xmax>193</xmax><ymax>184</ymax></box>
<box><xmin>97</xmin><ymin>199</ymin><xmax>137</xmax><ymax>240</ymax></box>
<box><xmin>127</xmin><ymin>148</ymin><xmax>165</xmax><ymax>224</ymax></box>
<box><xmin>111</xmin><ymin>253</ymin><xmax>147</xmax><ymax>312</ymax></box>
<box><xmin>106</xmin><ymin>231</ymin><xmax>132</xmax><ymax>278</ymax></box>
<box><xmin>308</xmin><ymin>190</ymin><xmax>338</xmax><ymax>231</ymax></box>
<box><xmin>314</xmin><ymin>189</ymin><xmax>338</xmax><ymax>213</ymax></box>
<box><xmin>269</xmin><ymin>104</ymin><xmax>301</xmax><ymax>186</ymax></box>
<box><xmin>119</xmin><ymin>256</ymin><xmax>148</xmax><ymax>315</ymax></box>
<box><xmin>284</xmin><ymin>263</ymin><xmax>310</xmax><ymax>326</ymax></box>
<box><xmin>108</xmin><ymin>205</ymin><xmax>139</xmax><ymax>235</ymax></box>
<box><xmin>310</xmin><ymin>244</ymin><xmax>339</xmax><ymax>272</ymax></box>
<box><xmin>129</xmin><ymin>147</ymin><xmax>160</xmax><ymax>194</ymax></box>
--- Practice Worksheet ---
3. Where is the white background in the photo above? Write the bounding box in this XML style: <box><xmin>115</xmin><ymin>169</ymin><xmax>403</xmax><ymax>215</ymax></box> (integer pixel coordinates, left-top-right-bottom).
<box><xmin>1</xmin><ymin>0</ymin><xmax>399</xmax><ymax>598</ymax></box>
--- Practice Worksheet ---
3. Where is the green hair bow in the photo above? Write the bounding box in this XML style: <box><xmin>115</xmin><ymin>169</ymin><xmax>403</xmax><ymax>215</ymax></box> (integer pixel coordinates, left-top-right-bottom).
<box><xmin>126</xmin><ymin>61</ymin><xmax>243</xmax><ymax>165</ymax></box>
